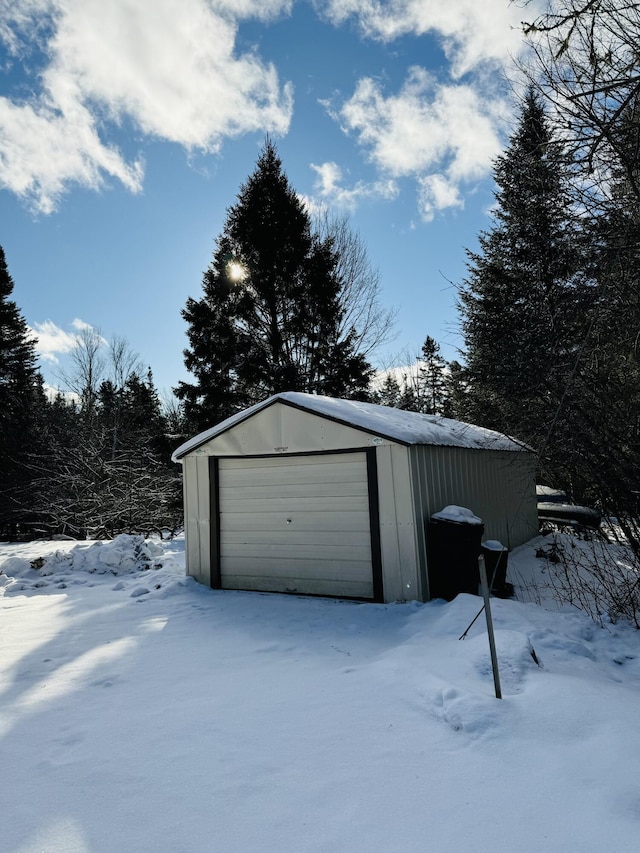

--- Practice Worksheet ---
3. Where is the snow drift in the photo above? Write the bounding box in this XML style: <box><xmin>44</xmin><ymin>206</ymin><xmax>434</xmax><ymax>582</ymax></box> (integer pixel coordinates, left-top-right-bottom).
<box><xmin>1</xmin><ymin>532</ymin><xmax>639</xmax><ymax>853</ymax></box>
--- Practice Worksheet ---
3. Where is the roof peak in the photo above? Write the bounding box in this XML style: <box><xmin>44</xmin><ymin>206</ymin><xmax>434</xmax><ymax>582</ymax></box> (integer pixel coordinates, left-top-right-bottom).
<box><xmin>172</xmin><ymin>392</ymin><xmax>532</xmax><ymax>461</ymax></box>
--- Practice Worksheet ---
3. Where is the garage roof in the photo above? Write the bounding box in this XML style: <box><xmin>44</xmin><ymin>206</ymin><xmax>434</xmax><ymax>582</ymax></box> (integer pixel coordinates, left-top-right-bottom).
<box><xmin>172</xmin><ymin>392</ymin><xmax>531</xmax><ymax>461</ymax></box>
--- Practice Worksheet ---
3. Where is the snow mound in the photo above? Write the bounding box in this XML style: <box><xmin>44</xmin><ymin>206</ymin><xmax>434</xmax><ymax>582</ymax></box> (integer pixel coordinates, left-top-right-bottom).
<box><xmin>0</xmin><ymin>534</ymin><xmax>183</xmax><ymax>596</ymax></box>
<box><xmin>2</xmin><ymin>534</ymin><xmax>640</xmax><ymax>852</ymax></box>
<box><xmin>30</xmin><ymin>534</ymin><xmax>164</xmax><ymax>576</ymax></box>
<box><xmin>469</xmin><ymin>629</ymin><xmax>542</xmax><ymax>695</ymax></box>
<box><xmin>429</xmin><ymin>684</ymin><xmax>503</xmax><ymax>734</ymax></box>
<box><xmin>0</xmin><ymin>556</ymin><xmax>32</xmax><ymax>581</ymax></box>
<box><xmin>431</xmin><ymin>504</ymin><xmax>483</xmax><ymax>525</ymax></box>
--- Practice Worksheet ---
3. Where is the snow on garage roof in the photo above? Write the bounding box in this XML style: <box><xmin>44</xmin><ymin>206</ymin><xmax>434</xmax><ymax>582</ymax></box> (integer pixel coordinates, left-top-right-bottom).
<box><xmin>171</xmin><ymin>391</ymin><xmax>532</xmax><ymax>461</ymax></box>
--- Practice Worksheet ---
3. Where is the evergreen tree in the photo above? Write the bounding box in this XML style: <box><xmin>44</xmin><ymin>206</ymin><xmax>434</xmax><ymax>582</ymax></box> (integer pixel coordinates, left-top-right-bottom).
<box><xmin>176</xmin><ymin>140</ymin><xmax>373</xmax><ymax>431</ymax></box>
<box><xmin>442</xmin><ymin>359</ymin><xmax>467</xmax><ymax>420</ymax></box>
<box><xmin>396</xmin><ymin>374</ymin><xmax>420</xmax><ymax>412</ymax></box>
<box><xmin>98</xmin><ymin>369</ymin><xmax>168</xmax><ymax>461</ymax></box>
<box><xmin>0</xmin><ymin>245</ymin><xmax>46</xmax><ymax>538</ymax></box>
<box><xmin>458</xmin><ymin>89</ymin><xmax>584</xmax><ymax>481</ymax></box>
<box><xmin>562</xmin><ymin>100</ymin><xmax>640</xmax><ymax>526</ymax></box>
<box><xmin>36</xmin><ymin>344</ymin><xmax>182</xmax><ymax>539</ymax></box>
<box><xmin>417</xmin><ymin>336</ymin><xmax>448</xmax><ymax>415</ymax></box>
<box><xmin>373</xmin><ymin>340</ymin><xmax>448</xmax><ymax>415</ymax></box>
<box><xmin>375</xmin><ymin>372</ymin><xmax>402</xmax><ymax>408</ymax></box>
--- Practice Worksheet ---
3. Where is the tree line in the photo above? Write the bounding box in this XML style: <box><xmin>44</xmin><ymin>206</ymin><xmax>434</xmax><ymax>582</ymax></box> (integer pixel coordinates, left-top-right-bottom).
<box><xmin>0</xmin><ymin>261</ymin><xmax>184</xmax><ymax>540</ymax></box>
<box><xmin>2</xmin><ymin>0</ymin><xmax>639</xmax><ymax>547</ymax></box>
<box><xmin>457</xmin><ymin>1</ymin><xmax>640</xmax><ymax>558</ymax></box>
<box><xmin>0</xmin><ymin>141</ymin><xmax>451</xmax><ymax>541</ymax></box>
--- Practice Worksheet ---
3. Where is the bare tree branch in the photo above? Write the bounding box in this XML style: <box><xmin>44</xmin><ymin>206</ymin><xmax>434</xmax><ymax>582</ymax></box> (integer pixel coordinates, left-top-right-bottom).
<box><xmin>519</xmin><ymin>0</ymin><xmax>640</xmax><ymax>203</ymax></box>
<box><xmin>313</xmin><ymin>210</ymin><xmax>398</xmax><ymax>360</ymax></box>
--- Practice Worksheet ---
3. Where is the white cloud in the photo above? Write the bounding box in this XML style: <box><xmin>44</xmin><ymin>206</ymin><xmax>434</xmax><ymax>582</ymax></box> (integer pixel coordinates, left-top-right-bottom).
<box><xmin>337</xmin><ymin>68</ymin><xmax>504</xmax><ymax>180</ymax></box>
<box><xmin>70</xmin><ymin>318</ymin><xmax>101</xmax><ymax>333</ymax></box>
<box><xmin>0</xmin><ymin>0</ymin><xmax>294</xmax><ymax>212</ymax></box>
<box><xmin>28</xmin><ymin>318</ymin><xmax>103</xmax><ymax>363</ymax></box>
<box><xmin>314</xmin><ymin>0</ymin><xmax>545</xmax><ymax>221</ymax></box>
<box><xmin>329</xmin><ymin>66</ymin><xmax>505</xmax><ymax>219</ymax></box>
<box><xmin>317</xmin><ymin>0</ymin><xmax>541</xmax><ymax>76</ymax></box>
<box><xmin>0</xmin><ymin>93</ymin><xmax>144</xmax><ymax>216</ymax></box>
<box><xmin>43</xmin><ymin>383</ymin><xmax>80</xmax><ymax>404</ymax></box>
<box><xmin>28</xmin><ymin>320</ymin><xmax>79</xmax><ymax>363</ymax></box>
<box><xmin>306</xmin><ymin>161</ymin><xmax>398</xmax><ymax>212</ymax></box>
<box><xmin>213</xmin><ymin>0</ymin><xmax>293</xmax><ymax>19</ymax></box>
<box><xmin>417</xmin><ymin>174</ymin><xmax>463</xmax><ymax>221</ymax></box>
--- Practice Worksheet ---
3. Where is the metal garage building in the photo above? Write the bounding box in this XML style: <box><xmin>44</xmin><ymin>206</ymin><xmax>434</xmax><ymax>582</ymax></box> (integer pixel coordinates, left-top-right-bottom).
<box><xmin>171</xmin><ymin>392</ymin><xmax>537</xmax><ymax>603</ymax></box>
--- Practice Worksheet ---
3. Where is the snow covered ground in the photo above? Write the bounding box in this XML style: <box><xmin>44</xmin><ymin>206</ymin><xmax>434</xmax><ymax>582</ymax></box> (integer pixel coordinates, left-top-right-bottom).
<box><xmin>1</xmin><ymin>533</ymin><xmax>639</xmax><ymax>852</ymax></box>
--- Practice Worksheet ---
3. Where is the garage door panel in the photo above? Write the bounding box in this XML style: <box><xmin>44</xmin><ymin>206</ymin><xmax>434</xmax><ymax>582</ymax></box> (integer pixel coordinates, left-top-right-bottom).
<box><xmin>222</xmin><ymin>542</ymin><xmax>372</xmax><ymax>561</ymax></box>
<box><xmin>222</xmin><ymin>530</ymin><xmax>371</xmax><ymax>548</ymax></box>
<box><xmin>221</xmin><ymin>557</ymin><xmax>373</xmax><ymax>581</ymax></box>
<box><xmin>222</xmin><ymin>481</ymin><xmax>369</xmax><ymax>500</ymax></box>
<box><xmin>221</xmin><ymin>495</ymin><xmax>370</xmax><ymax>514</ymax></box>
<box><xmin>221</xmin><ymin>454</ymin><xmax>360</xmax><ymax>470</ymax></box>
<box><xmin>221</xmin><ymin>574</ymin><xmax>374</xmax><ymax>599</ymax></box>
<box><xmin>220</xmin><ymin>510</ymin><xmax>371</xmax><ymax>533</ymax></box>
<box><xmin>217</xmin><ymin>452</ymin><xmax>376</xmax><ymax>600</ymax></box>
<box><xmin>219</xmin><ymin>461</ymin><xmax>365</xmax><ymax>487</ymax></box>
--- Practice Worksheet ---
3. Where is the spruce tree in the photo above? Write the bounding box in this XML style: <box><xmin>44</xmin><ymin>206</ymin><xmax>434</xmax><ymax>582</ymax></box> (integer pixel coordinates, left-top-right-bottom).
<box><xmin>379</xmin><ymin>337</ymin><xmax>449</xmax><ymax>415</ymax></box>
<box><xmin>565</xmin><ymin>100</ymin><xmax>640</xmax><ymax>521</ymax></box>
<box><xmin>0</xmin><ymin>245</ymin><xmax>46</xmax><ymax>538</ymax></box>
<box><xmin>458</xmin><ymin>89</ymin><xmax>584</xmax><ymax>481</ymax></box>
<box><xmin>176</xmin><ymin>140</ymin><xmax>372</xmax><ymax>431</ymax></box>
<box><xmin>417</xmin><ymin>336</ymin><xmax>448</xmax><ymax>415</ymax></box>
<box><xmin>375</xmin><ymin>372</ymin><xmax>402</xmax><ymax>408</ymax></box>
<box><xmin>396</xmin><ymin>374</ymin><xmax>420</xmax><ymax>412</ymax></box>
<box><xmin>442</xmin><ymin>360</ymin><xmax>467</xmax><ymax>420</ymax></box>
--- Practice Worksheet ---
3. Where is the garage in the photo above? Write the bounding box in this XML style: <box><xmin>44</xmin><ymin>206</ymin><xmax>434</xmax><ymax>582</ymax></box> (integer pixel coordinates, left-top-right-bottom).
<box><xmin>216</xmin><ymin>452</ymin><xmax>381</xmax><ymax>599</ymax></box>
<box><xmin>172</xmin><ymin>391</ymin><xmax>537</xmax><ymax>603</ymax></box>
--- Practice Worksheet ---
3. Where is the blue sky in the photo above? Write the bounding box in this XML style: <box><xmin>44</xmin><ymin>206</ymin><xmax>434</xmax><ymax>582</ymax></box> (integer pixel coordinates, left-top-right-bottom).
<box><xmin>0</xmin><ymin>0</ymin><xmax>539</xmax><ymax>399</ymax></box>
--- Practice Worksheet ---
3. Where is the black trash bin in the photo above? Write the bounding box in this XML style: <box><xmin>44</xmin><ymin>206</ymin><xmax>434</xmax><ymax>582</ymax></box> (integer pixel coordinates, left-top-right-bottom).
<box><xmin>426</xmin><ymin>506</ymin><xmax>484</xmax><ymax>601</ymax></box>
<box><xmin>481</xmin><ymin>541</ymin><xmax>510</xmax><ymax>597</ymax></box>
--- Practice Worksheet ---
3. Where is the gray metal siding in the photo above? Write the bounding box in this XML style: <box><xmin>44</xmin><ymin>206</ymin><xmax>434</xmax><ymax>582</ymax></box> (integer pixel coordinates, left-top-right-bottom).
<box><xmin>409</xmin><ymin>445</ymin><xmax>538</xmax><ymax>572</ymax></box>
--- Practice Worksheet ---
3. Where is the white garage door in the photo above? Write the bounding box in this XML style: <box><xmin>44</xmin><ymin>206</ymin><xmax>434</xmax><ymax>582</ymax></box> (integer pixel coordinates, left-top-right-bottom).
<box><xmin>218</xmin><ymin>452</ymin><xmax>375</xmax><ymax>599</ymax></box>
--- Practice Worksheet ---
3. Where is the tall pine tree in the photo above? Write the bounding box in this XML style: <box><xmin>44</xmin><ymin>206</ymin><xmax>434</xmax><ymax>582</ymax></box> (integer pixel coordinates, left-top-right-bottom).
<box><xmin>417</xmin><ymin>336</ymin><xmax>448</xmax><ymax>415</ymax></box>
<box><xmin>564</xmin><ymin>99</ymin><xmax>640</xmax><ymax>522</ymax></box>
<box><xmin>0</xmin><ymin>245</ymin><xmax>46</xmax><ymax>537</ymax></box>
<box><xmin>458</xmin><ymin>89</ymin><xmax>584</xmax><ymax>484</ymax></box>
<box><xmin>176</xmin><ymin>140</ymin><xmax>372</xmax><ymax>431</ymax></box>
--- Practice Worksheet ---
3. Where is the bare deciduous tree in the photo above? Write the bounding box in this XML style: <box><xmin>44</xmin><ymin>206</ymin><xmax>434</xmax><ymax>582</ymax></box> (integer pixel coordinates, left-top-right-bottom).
<box><xmin>520</xmin><ymin>0</ymin><xmax>640</xmax><ymax>203</ymax></box>
<box><xmin>38</xmin><ymin>331</ymin><xmax>182</xmax><ymax>539</ymax></box>
<box><xmin>313</xmin><ymin>210</ymin><xmax>398</xmax><ymax>360</ymax></box>
<box><xmin>109</xmin><ymin>334</ymin><xmax>143</xmax><ymax>391</ymax></box>
<box><xmin>58</xmin><ymin>328</ymin><xmax>143</xmax><ymax>408</ymax></box>
<box><xmin>58</xmin><ymin>325</ymin><xmax>106</xmax><ymax>412</ymax></box>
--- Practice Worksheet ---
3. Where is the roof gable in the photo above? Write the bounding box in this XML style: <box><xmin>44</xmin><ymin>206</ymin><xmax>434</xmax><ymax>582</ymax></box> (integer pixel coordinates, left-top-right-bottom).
<box><xmin>171</xmin><ymin>392</ymin><xmax>532</xmax><ymax>461</ymax></box>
